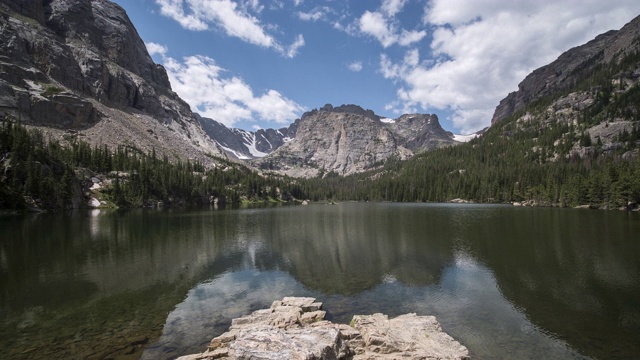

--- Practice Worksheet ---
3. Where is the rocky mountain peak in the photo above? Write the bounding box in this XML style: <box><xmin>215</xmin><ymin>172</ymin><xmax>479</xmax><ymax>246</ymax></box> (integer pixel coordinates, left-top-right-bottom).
<box><xmin>304</xmin><ymin>103</ymin><xmax>381</xmax><ymax>122</ymax></box>
<box><xmin>246</xmin><ymin>105</ymin><xmax>458</xmax><ymax>178</ymax></box>
<box><xmin>46</xmin><ymin>0</ymin><xmax>172</xmax><ymax>90</ymax></box>
<box><xmin>0</xmin><ymin>0</ymin><xmax>225</xmax><ymax>164</ymax></box>
<box><xmin>252</xmin><ymin>108</ymin><xmax>408</xmax><ymax>178</ymax></box>
<box><xmin>491</xmin><ymin>14</ymin><xmax>640</xmax><ymax>125</ymax></box>
<box><xmin>387</xmin><ymin>113</ymin><xmax>455</xmax><ymax>152</ymax></box>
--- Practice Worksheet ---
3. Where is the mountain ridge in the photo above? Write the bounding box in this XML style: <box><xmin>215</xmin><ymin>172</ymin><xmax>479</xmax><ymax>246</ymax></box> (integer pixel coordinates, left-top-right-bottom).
<box><xmin>491</xmin><ymin>14</ymin><xmax>640</xmax><ymax>124</ymax></box>
<box><xmin>250</xmin><ymin>104</ymin><xmax>457</xmax><ymax>177</ymax></box>
<box><xmin>198</xmin><ymin>103</ymin><xmax>461</xmax><ymax>177</ymax></box>
<box><xmin>0</xmin><ymin>0</ymin><xmax>227</xmax><ymax>165</ymax></box>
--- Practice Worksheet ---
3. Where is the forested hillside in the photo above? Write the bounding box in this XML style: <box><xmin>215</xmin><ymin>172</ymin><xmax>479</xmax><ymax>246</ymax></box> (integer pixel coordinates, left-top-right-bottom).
<box><xmin>4</xmin><ymin>46</ymin><xmax>640</xmax><ymax>211</ymax></box>
<box><xmin>0</xmin><ymin>116</ymin><xmax>305</xmax><ymax>211</ymax></box>
<box><xmin>300</xmin><ymin>50</ymin><xmax>640</xmax><ymax>209</ymax></box>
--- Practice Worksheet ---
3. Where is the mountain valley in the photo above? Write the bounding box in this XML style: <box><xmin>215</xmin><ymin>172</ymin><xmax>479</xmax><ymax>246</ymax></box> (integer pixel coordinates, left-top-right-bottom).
<box><xmin>0</xmin><ymin>0</ymin><xmax>639</xmax><ymax>210</ymax></box>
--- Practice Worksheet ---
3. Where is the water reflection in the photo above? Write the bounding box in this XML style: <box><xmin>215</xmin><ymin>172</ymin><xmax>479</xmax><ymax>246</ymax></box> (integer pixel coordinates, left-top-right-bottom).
<box><xmin>146</xmin><ymin>248</ymin><xmax>585</xmax><ymax>359</ymax></box>
<box><xmin>466</xmin><ymin>207</ymin><xmax>640</xmax><ymax>359</ymax></box>
<box><xmin>142</xmin><ymin>269</ymin><xmax>314</xmax><ymax>359</ymax></box>
<box><xmin>259</xmin><ymin>203</ymin><xmax>456</xmax><ymax>293</ymax></box>
<box><xmin>0</xmin><ymin>209</ymin><xmax>242</xmax><ymax>359</ymax></box>
<box><xmin>1</xmin><ymin>204</ymin><xmax>638</xmax><ymax>359</ymax></box>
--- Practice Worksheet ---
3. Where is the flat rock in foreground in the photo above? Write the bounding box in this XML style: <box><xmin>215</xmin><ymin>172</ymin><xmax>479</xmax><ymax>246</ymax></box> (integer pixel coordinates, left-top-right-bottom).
<box><xmin>177</xmin><ymin>296</ymin><xmax>469</xmax><ymax>360</ymax></box>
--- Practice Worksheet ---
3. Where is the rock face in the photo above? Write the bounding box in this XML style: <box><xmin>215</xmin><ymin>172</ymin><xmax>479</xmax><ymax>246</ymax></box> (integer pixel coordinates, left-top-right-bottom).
<box><xmin>491</xmin><ymin>14</ymin><xmax>640</xmax><ymax>124</ymax></box>
<box><xmin>253</xmin><ymin>108</ymin><xmax>407</xmax><ymax>178</ymax></box>
<box><xmin>198</xmin><ymin>104</ymin><xmax>457</xmax><ymax>176</ymax></box>
<box><xmin>0</xmin><ymin>0</ymin><xmax>225</xmax><ymax>164</ymax></box>
<box><xmin>250</xmin><ymin>105</ymin><xmax>455</xmax><ymax>178</ymax></box>
<box><xmin>388</xmin><ymin>114</ymin><xmax>455</xmax><ymax>153</ymax></box>
<box><xmin>177</xmin><ymin>297</ymin><xmax>469</xmax><ymax>360</ymax></box>
<box><xmin>488</xmin><ymin>14</ymin><xmax>640</xmax><ymax>165</ymax></box>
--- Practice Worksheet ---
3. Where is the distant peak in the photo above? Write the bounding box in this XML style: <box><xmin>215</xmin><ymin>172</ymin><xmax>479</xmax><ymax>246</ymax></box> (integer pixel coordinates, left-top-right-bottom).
<box><xmin>314</xmin><ymin>103</ymin><xmax>381</xmax><ymax>121</ymax></box>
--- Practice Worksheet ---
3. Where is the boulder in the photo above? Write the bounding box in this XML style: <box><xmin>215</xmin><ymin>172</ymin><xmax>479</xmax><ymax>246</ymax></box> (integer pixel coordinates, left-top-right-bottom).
<box><xmin>177</xmin><ymin>297</ymin><xmax>469</xmax><ymax>360</ymax></box>
<box><xmin>350</xmin><ymin>313</ymin><xmax>470</xmax><ymax>359</ymax></box>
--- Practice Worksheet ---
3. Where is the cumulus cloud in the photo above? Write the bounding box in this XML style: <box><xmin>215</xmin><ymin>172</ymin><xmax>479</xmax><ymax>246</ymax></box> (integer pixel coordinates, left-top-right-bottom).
<box><xmin>154</xmin><ymin>0</ymin><xmax>303</xmax><ymax>57</ymax></box>
<box><xmin>359</xmin><ymin>11</ymin><xmax>396</xmax><ymax>48</ymax></box>
<box><xmin>154</xmin><ymin>0</ymin><xmax>208</xmax><ymax>30</ymax></box>
<box><xmin>381</xmin><ymin>0</ymin><xmax>407</xmax><ymax>17</ymax></box>
<box><xmin>358</xmin><ymin>1</ymin><xmax>426</xmax><ymax>48</ymax></box>
<box><xmin>163</xmin><ymin>55</ymin><xmax>304</xmax><ymax>127</ymax></box>
<box><xmin>145</xmin><ymin>42</ymin><xmax>168</xmax><ymax>57</ymax></box>
<box><xmin>382</xmin><ymin>0</ymin><xmax>640</xmax><ymax>133</ymax></box>
<box><xmin>348</xmin><ymin>61</ymin><xmax>363</xmax><ymax>72</ymax></box>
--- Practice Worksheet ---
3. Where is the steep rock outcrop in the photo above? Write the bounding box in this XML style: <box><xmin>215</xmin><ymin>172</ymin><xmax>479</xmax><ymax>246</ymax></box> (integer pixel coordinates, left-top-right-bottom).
<box><xmin>249</xmin><ymin>105</ymin><xmax>456</xmax><ymax>178</ymax></box>
<box><xmin>177</xmin><ymin>297</ymin><xmax>469</xmax><ymax>360</ymax></box>
<box><xmin>388</xmin><ymin>113</ymin><xmax>455</xmax><ymax>152</ymax></box>
<box><xmin>253</xmin><ymin>108</ymin><xmax>411</xmax><ymax>178</ymax></box>
<box><xmin>491</xmin><ymin>14</ymin><xmax>640</xmax><ymax>124</ymax></box>
<box><xmin>319</xmin><ymin>103</ymin><xmax>382</xmax><ymax>121</ymax></box>
<box><xmin>0</xmin><ymin>0</ymin><xmax>224</xmax><ymax>164</ymax></box>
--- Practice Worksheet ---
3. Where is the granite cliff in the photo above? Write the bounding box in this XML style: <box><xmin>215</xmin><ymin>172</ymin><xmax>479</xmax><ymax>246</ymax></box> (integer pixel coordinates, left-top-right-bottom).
<box><xmin>198</xmin><ymin>103</ymin><xmax>459</xmax><ymax>177</ymax></box>
<box><xmin>491</xmin><ymin>14</ymin><xmax>640</xmax><ymax>125</ymax></box>
<box><xmin>249</xmin><ymin>104</ymin><xmax>456</xmax><ymax>178</ymax></box>
<box><xmin>0</xmin><ymin>0</ymin><xmax>225</xmax><ymax>165</ymax></box>
<box><xmin>488</xmin><ymin>14</ymin><xmax>640</xmax><ymax>166</ymax></box>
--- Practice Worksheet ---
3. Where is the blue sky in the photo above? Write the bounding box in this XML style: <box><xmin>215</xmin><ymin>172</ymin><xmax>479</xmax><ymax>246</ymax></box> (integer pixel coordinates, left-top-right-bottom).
<box><xmin>113</xmin><ymin>0</ymin><xmax>640</xmax><ymax>134</ymax></box>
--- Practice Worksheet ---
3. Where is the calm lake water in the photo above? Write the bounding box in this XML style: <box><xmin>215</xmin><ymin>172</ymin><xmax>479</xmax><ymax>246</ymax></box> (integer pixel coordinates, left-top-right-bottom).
<box><xmin>1</xmin><ymin>203</ymin><xmax>639</xmax><ymax>359</ymax></box>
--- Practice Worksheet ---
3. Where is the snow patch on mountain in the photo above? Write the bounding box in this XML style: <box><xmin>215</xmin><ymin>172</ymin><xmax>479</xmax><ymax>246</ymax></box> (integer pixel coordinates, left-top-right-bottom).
<box><xmin>218</xmin><ymin>143</ymin><xmax>250</xmax><ymax>160</ymax></box>
<box><xmin>245</xmin><ymin>133</ymin><xmax>269</xmax><ymax>158</ymax></box>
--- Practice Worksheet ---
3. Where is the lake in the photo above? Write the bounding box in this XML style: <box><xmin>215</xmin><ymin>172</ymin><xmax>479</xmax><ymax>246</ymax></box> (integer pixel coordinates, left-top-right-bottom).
<box><xmin>1</xmin><ymin>203</ymin><xmax>639</xmax><ymax>359</ymax></box>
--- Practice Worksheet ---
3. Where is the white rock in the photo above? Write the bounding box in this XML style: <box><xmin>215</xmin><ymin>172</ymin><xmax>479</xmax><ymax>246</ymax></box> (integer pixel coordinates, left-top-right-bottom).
<box><xmin>88</xmin><ymin>198</ymin><xmax>101</xmax><ymax>208</ymax></box>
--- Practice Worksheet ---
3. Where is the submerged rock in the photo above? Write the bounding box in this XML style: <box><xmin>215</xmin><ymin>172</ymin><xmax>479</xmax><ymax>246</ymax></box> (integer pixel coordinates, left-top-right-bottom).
<box><xmin>176</xmin><ymin>296</ymin><xmax>469</xmax><ymax>360</ymax></box>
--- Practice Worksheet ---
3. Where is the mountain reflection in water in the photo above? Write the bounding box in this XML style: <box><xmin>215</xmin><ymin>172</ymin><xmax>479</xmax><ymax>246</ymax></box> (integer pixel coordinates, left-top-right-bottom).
<box><xmin>1</xmin><ymin>203</ymin><xmax>638</xmax><ymax>359</ymax></box>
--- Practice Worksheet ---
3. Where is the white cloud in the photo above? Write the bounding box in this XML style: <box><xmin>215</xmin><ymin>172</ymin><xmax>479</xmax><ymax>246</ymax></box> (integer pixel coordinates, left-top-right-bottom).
<box><xmin>145</xmin><ymin>42</ymin><xmax>168</xmax><ymax>57</ymax></box>
<box><xmin>270</xmin><ymin>1</ymin><xmax>285</xmax><ymax>10</ymax></box>
<box><xmin>285</xmin><ymin>34</ymin><xmax>305</xmax><ymax>58</ymax></box>
<box><xmin>297</xmin><ymin>7</ymin><xmax>330</xmax><ymax>22</ymax></box>
<box><xmin>359</xmin><ymin>11</ymin><xmax>397</xmax><ymax>48</ymax></box>
<box><xmin>358</xmin><ymin>3</ymin><xmax>426</xmax><ymax>48</ymax></box>
<box><xmin>243</xmin><ymin>0</ymin><xmax>263</xmax><ymax>13</ymax></box>
<box><xmin>292</xmin><ymin>0</ymin><xmax>303</xmax><ymax>6</ymax></box>
<box><xmin>163</xmin><ymin>55</ymin><xmax>304</xmax><ymax>127</ymax></box>
<box><xmin>154</xmin><ymin>0</ymin><xmax>208</xmax><ymax>30</ymax></box>
<box><xmin>381</xmin><ymin>0</ymin><xmax>407</xmax><ymax>17</ymax></box>
<box><xmin>398</xmin><ymin>29</ymin><xmax>427</xmax><ymax>46</ymax></box>
<box><xmin>348</xmin><ymin>61</ymin><xmax>363</xmax><ymax>72</ymax></box>
<box><xmin>154</xmin><ymin>0</ymin><xmax>303</xmax><ymax>57</ymax></box>
<box><xmin>382</xmin><ymin>0</ymin><xmax>640</xmax><ymax>133</ymax></box>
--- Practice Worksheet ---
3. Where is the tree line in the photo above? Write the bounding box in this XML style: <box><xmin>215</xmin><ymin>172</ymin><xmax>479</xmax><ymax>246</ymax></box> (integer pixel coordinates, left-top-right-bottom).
<box><xmin>2</xmin><ymin>51</ymin><xmax>639</xmax><ymax>211</ymax></box>
<box><xmin>0</xmin><ymin>116</ymin><xmax>306</xmax><ymax>210</ymax></box>
<box><xmin>300</xmin><ymin>51</ymin><xmax>640</xmax><ymax>209</ymax></box>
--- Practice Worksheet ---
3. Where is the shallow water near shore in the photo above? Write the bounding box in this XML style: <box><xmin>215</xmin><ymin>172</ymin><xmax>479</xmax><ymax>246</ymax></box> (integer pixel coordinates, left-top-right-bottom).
<box><xmin>1</xmin><ymin>203</ymin><xmax>639</xmax><ymax>359</ymax></box>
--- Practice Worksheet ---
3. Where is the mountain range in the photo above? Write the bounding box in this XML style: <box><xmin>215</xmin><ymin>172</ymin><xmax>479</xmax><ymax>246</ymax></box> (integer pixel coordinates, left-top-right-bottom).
<box><xmin>0</xmin><ymin>0</ymin><xmax>639</xmax><ymax>194</ymax></box>
<box><xmin>199</xmin><ymin>103</ymin><xmax>461</xmax><ymax>177</ymax></box>
<box><xmin>0</xmin><ymin>0</ymin><xmax>469</xmax><ymax>178</ymax></box>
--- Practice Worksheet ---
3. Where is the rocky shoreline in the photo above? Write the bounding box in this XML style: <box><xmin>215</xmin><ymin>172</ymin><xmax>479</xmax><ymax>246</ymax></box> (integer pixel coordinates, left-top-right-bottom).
<box><xmin>177</xmin><ymin>297</ymin><xmax>469</xmax><ymax>360</ymax></box>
